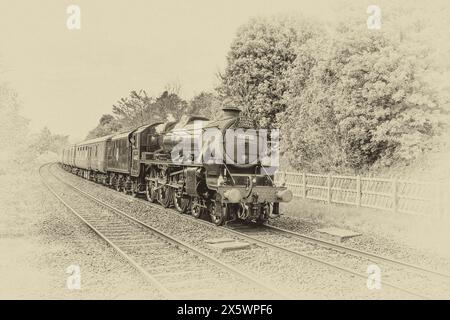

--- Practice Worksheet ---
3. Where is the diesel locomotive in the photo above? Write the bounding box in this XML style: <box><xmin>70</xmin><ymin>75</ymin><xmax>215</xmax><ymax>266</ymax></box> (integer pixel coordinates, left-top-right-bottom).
<box><xmin>60</xmin><ymin>106</ymin><xmax>293</xmax><ymax>225</ymax></box>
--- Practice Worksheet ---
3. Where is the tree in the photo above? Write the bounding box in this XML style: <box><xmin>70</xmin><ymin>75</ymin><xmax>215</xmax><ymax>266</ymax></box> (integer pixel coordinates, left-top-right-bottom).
<box><xmin>218</xmin><ymin>15</ymin><xmax>320</xmax><ymax>128</ymax></box>
<box><xmin>87</xmin><ymin>87</ymin><xmax>190</xmax><ymax>140</ymax></box>
<box><xmin>187</xmin><ymin>92</ymin><xmax>221</xmax><ymax>119</ymax></box>
<box><xmin>0</xmin><ymin>81</ymin><xmax>30</xmax><ymax>170</ymax></box>
<box><xmin>279</xmin><ymin>21</ymin><xmax>444</xmax><ymax>172</ymax></box>
<box><xmin>153</xmin><ymin>90</ymin><xmax>188</xmax><ymax>121</ymax></box>
<box><xmin>112</xmin><ymin>90</ymin><xmax>155</xmax><ymax>128</ymax></box>
<box><xmin>111</xmin><ymin>88</ymin><xmax>189</xmax><ymax>129</ymax></box>
<box><xmin>31</xmin><ymin>127</ymin><xmax>69</xmax><ymax>155</ymax></box>
<box><xmin>0</xmin><ymin>82</ymin><xmax>28</xmax><ymax>149</ymax></box>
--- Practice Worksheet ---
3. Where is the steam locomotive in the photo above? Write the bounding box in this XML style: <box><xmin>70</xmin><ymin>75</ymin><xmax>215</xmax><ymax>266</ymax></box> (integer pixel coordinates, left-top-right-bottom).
<box><xmin>60</xmin><ymin>106</ymin><xmax>293</xmax><ymax>225</ymax></box>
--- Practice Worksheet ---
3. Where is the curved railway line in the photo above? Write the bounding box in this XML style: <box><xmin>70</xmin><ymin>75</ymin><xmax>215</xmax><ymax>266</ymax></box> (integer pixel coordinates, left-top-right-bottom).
<box><xmin>40</xmin><ymin>163</ymin><xmax>285</xmax><ymax>300</ymax></box>
<box><xmin>49</xmin><ymin>162</ymin><xmax>450</xmax><ymax>299</ymax></box>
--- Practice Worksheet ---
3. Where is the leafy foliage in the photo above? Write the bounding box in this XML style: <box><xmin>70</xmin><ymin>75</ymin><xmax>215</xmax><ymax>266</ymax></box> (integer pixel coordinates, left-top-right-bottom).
<box><xmin>30</xmin><ymin>127</ymin><xmax>69</xmax><ymax>155</ymax></box>
<box><xmin>87</xmin><ymin>88</ymin><xmax>190</xmax><ymax>139</ymax></box>
<box><xmin>0</xmin><ymin>82</ymin><xmax>30</xmax><ymax>170</ymax></box>
<box><xmin>219</xmin><ymin>13</ymin><xmax>448</xmax><ymax>173</ymax></box>
<box><xmin>152</xmin><ymin>90</ymin><xmax>189</xmax><ymax>122</ymax></box>
<box><xmin>0</xmin><ymin>81</ymin><xmax>68</xmax><ymax>170</ymax></box>
<box><xmin>279</xmin><ymin>21</ymin><xmax>445</xmax><ymax>172</ymax></box>
<box><xmin>112</xmin><ymin>90</ymin><xmax>154</xmax><ymax>128</ymax></box>
<box><xmin>112</xmin><ymin>89</ymin><xmax>188</xmax><ymax>127</ymax></box>
<box><xmin>86</xmin><ymin>114</ymin><xmax>122</xmax><ymax>140</ymax></box>
<box><xmin>83</xmin><ymin>10</ymin><xmax>449</xmax><ymax>174</ymax></box>
<box><xmin>87</xmin><ymin>86</ymin><xmax>227</xmax><ymax>140</ymax></box>
<box><xmin>187</xmin><ymin>92</ymin><xmax>222</xmax><ymax>120</ymax></box>
<box><xmin>218</xmin><ymin>16</ymin><xmax>319</xmax><ymax>128</ymax></box>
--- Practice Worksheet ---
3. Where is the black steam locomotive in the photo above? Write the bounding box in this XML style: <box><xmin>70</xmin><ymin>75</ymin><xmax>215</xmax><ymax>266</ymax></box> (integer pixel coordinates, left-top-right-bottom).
<box><xmin>61</xmin><ymin>106</ymin><xmax>293</xmax><ymax>225</ymax></box>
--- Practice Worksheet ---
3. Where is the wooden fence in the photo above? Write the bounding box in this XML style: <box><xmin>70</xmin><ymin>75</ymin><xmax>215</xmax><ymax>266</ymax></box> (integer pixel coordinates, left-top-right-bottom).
<box><xmin>274</xmin><ymin>171</ymin><xmax>450</xmax><ymax>218</ymax></box>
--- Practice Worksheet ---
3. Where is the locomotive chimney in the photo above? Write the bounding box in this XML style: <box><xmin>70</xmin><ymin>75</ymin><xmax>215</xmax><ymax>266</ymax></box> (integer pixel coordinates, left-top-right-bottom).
<box><xmin>222</xmin><ymin>106</ymin><xmax>242</xmax><ymax>118</ymax></box>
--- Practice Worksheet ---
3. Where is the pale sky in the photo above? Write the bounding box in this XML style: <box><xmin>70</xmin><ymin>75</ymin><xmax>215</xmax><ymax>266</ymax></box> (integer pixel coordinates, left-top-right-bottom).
<box><xmin>0</xmin><ymin>0</ymin><xmax>341</xmax><ymax>141</ymax></box>
<box><xmin>4</xmin><ymin>0</ymin><xmax>446</xmax><ymax>142</ymax></box>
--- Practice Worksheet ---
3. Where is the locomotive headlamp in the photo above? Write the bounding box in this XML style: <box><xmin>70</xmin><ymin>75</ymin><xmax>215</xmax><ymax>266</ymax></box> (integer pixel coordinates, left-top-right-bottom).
<box><xmin>276</xmin><ymin>189</ymin><xmax>293</xmax><ymax>202</ymax></box>
<box><xmin>224</xmin><ymin>189</ymin><xmax>242</xmax><ymax>203</ymax></box>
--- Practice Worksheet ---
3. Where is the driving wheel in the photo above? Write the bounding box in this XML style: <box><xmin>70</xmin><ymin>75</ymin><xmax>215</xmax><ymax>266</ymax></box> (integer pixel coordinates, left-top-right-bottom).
<box><xmin>158</xmin><ymin>185</ymin><xmax>172</xmax><ymax>208</ymax></box>
<box><xmin>209</xmin><ymin>195</ymin><xmax>228</xmax><ymax>226</ymax></box>
<box><xmin>191</xmin><ymin>197</ymin><xmax>205</xmax><ymax>219</ymax></box>
<box><xmin>173</xmin><ymin>187</ymin><xmax>190</xmax><ymax>213</ymax></box>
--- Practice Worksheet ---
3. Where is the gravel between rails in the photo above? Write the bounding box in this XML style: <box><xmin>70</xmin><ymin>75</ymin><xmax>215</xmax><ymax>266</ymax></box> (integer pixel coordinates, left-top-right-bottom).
<box><xmin>39</xmin><ymin>166</ymin><xmax>163</xmax><ymax>299</ymax></box>
<box><xmin>51</xmin><ymin>164</ymin><xmax>420</xmax><ymax>299</ymax></box>
<box><xmin>270</xmin><ymin>215</ymin><xmax>450</xmax><ymax>276</ymax></box>
<box><xmin>226</xmin><ymin>225</ymin><xmax>450</xmax><ymax>299</ymax></box>
<box><xmin>42</xmin><ymin>165</ymin><xmax>276</xmax><ymax>299</ymax></box>
<box><xmin>0</xmin><ymin>166</ymin><xmax>159</xmax><ymax>299</ymax></box>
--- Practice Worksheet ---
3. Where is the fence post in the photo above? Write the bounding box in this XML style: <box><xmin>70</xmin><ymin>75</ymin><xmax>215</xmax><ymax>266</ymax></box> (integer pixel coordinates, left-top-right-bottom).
<box><xmin>392</xmin><ymin>178</ymin><xmax>398</xmax><ymax>213</ymax></box>
<box><xmin>327</xmin><ymin>173</ymin><xmax>332</xmax><ymax>204</ymax></box>
<box><xmin>356</xmin><ymin>175</ymin><xmax>361</xmax><ymax>207</ymax></box>
<box><xmin>302</xmin><ymin>172</ymin><xmax>307</xmax><ymax>199</ymax></box>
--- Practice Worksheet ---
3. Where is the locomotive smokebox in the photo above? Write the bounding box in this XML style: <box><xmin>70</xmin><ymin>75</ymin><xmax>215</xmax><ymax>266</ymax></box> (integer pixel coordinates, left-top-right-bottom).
<box><xmin>222</xmin><ymin>106</ymin><xmax>242</xmax><ymax>118</ymax></box>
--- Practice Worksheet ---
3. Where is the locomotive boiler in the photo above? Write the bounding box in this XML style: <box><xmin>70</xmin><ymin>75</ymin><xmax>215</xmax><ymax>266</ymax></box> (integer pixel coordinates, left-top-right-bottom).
<box><xmin>61</xmin><ymin>106</ymin><xmax>293</xmax><ymax>225</ymax></box>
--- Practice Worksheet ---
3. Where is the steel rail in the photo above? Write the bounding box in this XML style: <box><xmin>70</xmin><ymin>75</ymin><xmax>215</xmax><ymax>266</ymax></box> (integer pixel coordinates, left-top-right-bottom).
<box><xmin>219</xmin><ymin>225</ymin><xmax>430</xmax><ymax>299</ymax></box>
<box><xmin>53</xmin><ymin>163</ymin><xmax>434</xmax><ymax>299</ymax></box>
<box><xmin>45</xmin><ymin>163</ymin><xmax>286</xmax><ymax>299</ymax></box>
<box><xmin>265</xmin><ymin>225</ymin><xmax>450</xmax><ymax>281</ymax></box>
<box><xmin>39</xmin><ymin>163</ymin><xmax>174</xmax><ymax>299</ymax></box>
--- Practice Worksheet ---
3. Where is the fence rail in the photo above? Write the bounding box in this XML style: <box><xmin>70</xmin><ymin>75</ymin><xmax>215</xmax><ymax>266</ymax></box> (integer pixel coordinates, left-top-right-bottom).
<box><xmin>274</xmin><ymin>171</ymin><xmax>450</xmax><ymax>218</ymax></box>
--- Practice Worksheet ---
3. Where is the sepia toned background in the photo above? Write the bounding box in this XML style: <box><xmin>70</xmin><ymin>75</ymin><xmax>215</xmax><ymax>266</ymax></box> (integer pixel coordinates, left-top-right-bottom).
<box><xmin>0</xmin><ymin>0</ymin><xmax>446</xmax><ymax>141</ymax></box>
<box><xmin>1</xmin><ymin>0</ymin><xmax>450</xmax><ymax>299</ymax></box>
<box><xmin>0</xmin><ymin>0</ymin><xmax>339</xmax><ymax>140</ymax></box>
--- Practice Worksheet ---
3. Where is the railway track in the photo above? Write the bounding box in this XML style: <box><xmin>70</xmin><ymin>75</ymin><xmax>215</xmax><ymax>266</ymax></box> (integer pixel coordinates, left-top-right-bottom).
<box><xmin>222</xmin><ymin>224</ymin><xmax>450</xmax><ymax>299</ymax></box>
<box><xmin>40</xmin><ymin>163</ymin><xmax>285</xmax><ymax>300</ymax></box>
<box><xmin>264</xmin><ymin>224</ymin><xmax>450</xmax><ymax>282</ymax></box>
<box><xmin>51</xmin><ymin>163</ymin><xmax>450</xmax><ymax>299</ymax></box>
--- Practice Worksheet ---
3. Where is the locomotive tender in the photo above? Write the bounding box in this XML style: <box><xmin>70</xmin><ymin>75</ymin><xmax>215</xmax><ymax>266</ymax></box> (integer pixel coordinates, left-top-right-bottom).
<box><xmin>61</xmin><ymin>107</ymin><xmax>293</xmax><ymax>225</ymax></box>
